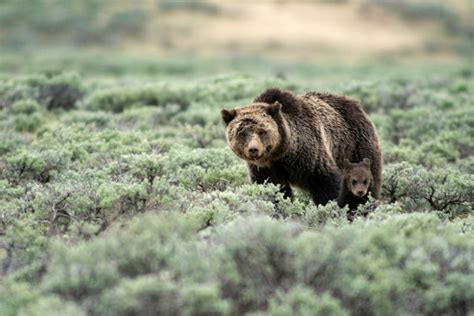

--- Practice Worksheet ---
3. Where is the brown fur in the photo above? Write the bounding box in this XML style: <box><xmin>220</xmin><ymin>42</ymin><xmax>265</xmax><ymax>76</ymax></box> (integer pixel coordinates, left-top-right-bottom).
<box><xmin>337</xmin><ymin>158</ymin><xmax>374</xmax><ymax>211</ymax></box>
<box><xmin>221</xmin><ymin>87</ymin><xmax>382</xmax><ymax>205</ymax></box>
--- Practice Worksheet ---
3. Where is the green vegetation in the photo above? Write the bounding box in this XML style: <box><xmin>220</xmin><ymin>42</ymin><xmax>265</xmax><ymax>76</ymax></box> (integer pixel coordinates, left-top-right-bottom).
<box><xmin>0</xmin><ymin>2</ymin><xmax>473</xmax><ymax>314</ymax></box>
<box><xmin>0</xmin><ymin>53</ymin><xmax>472</xmax><ymax>315</ymax></box>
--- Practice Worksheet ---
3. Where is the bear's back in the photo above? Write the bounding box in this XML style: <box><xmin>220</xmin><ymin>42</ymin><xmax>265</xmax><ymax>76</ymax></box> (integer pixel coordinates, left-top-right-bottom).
<box><xmin>299</xmin><ymin>93</ymin><xmax>347</xmax><ymax>125</ymax></box>
<box><xmin>305</xmin><ymin>92</ymin><xmax>374</xmax><ymax>135</ymax></box>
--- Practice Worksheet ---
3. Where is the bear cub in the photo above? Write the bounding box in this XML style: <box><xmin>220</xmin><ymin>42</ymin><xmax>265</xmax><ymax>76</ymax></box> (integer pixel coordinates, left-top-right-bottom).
<box><xmin>337</xmin><ymin>158</ymin><xmax>374</xmax><ymax>214</ymax></box>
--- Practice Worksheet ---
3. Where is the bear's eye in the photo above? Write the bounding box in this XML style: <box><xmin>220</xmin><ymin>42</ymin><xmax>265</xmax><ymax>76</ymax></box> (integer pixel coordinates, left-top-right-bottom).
<box><xmin>258</xmin><ymin>130</ymin><xmax>267</xmax><ymax>136</ymax></box>
<box><xmin>238</xmin><ymin>130</ymin><xmax>248</xmax><ymax>137</ymax></box>
<box><xmin>351</xmin><ymin>180</ymin><xmax>357</xmax><ymax>186</ymax></box>
<box><xmin>363</xmin><ymin>180</ymin><xmax>368</xmax><ymax>185</ymax></box>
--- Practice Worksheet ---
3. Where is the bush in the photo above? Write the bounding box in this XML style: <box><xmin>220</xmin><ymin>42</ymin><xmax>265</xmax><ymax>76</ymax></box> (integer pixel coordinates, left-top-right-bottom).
<box><xmin>0</xmin><ymin>57</ymin><xmax>472</xmax><ymax>315</ymax></box>
<box><xmin>382</xmin><ymin>163</ymin><xmax>474</xmax><ymax>218</ymax></box>
<box><xmin>0</xmin><ymin>73</ymin><xmax>83</xmax><ymax>110</ymax></box>
<box><xmin>82</xmin><ymin>85</ymin><xmax>189</xmax><ymax>113</ymax></box>
<box><xmin>96</xmin><ymin>275</ymin><xmax>229</xmax><ymax>316</ymax></box>
<box><xmin>8</xmin><ymin>100</ymin><xmax>44</xmax><ymax>132</ymax></box>
<box><xmin>265</xmin><ymin>287</ymin><xmax>349</xmax><ymax>316</ymax></box>
<box><xmin>0</xmin><ymin>130</ymin><xmax>24</xmax><ymax>155</ymax></box>
<box><xmin>2</xmin><ymin>149</ymin><xmax>71</xmax><ymax>185</ymax></box>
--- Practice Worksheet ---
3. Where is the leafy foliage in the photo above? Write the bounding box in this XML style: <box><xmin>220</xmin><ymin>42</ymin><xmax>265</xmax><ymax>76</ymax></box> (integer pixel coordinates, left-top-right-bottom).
<box><xmin>0</xmin><ymin>73</ymin><xmax>83</xmax><ymax>110</ymax></box>
<box><xmin>0</xmin><ymin>55</ymin><xmax>473</xmax><ymax>315</ymax></box>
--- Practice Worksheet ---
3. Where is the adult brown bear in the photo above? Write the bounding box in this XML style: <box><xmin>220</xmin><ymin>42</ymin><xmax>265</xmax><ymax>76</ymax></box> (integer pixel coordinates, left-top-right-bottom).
<box><xmin>221</xmin><ymin>88</ymin><xmax>382</xmax><ymax>205</ymax></box>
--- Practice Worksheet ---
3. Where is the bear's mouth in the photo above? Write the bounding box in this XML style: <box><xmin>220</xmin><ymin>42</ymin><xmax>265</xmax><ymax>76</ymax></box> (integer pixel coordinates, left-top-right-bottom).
<box><xmin>247</xmin><ymin>154</ymin><xmax>264</xmax><ymax>161</ymax></box>
<box><xmin>354</xmin><ymin>191</ymin><xmax>366</xmax><ymax>197</ymax></box>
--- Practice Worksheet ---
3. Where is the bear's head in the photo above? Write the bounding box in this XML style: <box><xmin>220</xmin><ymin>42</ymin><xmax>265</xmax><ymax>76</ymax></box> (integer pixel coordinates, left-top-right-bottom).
<box><xmin>221</xmin><ymin>102</ymin><xmax>286</xmax><ymax>166</ymax></box>
<box><xmin>342</xmin><ymin>158</ymin><xmax>372</xmax><ymax>197</ymax></box>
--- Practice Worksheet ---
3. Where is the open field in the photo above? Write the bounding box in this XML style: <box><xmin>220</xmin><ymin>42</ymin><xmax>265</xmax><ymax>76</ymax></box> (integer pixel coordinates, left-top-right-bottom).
<box><xmin>1</xmin><ymin>0</ymin><xmax>474</xmax><ymax>315</ymax></box>
<box><xmin>1</xmin><ymin>52</ymin><xmax>473</xmax><ymax>315</ymax></box>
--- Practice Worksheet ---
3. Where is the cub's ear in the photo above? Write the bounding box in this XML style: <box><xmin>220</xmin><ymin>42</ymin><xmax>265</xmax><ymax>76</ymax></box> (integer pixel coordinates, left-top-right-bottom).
<box><xmin>266</xmin><ymin>101</ymin><xmax>281</xmax><ymax>116</ymax></box>
<box><xmin>221</xmin><ymin>109</ymin><xmax>237</xmax><ymax>125</ymax></box>
<box><xmin>343</xmin><ymin>159</ymin><xmax>351</xmax><ymax>169</ymax></box>
<box><xmin>362</xmin><ymin>158</ymin><xmax>371</xmax><ymax>166</ymax></box>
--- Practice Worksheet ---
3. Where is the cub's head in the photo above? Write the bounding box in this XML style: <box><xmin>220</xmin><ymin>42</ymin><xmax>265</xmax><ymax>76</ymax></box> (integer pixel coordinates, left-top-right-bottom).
<box><xmin>221</xmin><ymin>102</ymin><xmax>284</xmax><ymax>166</ymax></box>
<box><xmin>342</xmin><ymin>158</ymin><xmax>372</xmax><ymax>197</ymax></box>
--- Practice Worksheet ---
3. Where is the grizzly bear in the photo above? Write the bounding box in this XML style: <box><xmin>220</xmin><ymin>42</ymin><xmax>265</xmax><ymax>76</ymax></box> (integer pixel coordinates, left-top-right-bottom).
<box><xmin>337</xmin><ymin>158</ymin><xmax>374</xmax><ymax>211</ymax></box>
<box><xmin>221</xmin><ymin>88</ymin><xmax>382</xmax><ymax>205</ymax></box>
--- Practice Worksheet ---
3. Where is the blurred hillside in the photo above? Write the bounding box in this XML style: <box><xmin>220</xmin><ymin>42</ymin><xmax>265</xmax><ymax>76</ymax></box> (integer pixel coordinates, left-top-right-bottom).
<box><xmin>0</xmin><ymin>0</ymin><xmax>472</xmax><ymax>62</ymax></box>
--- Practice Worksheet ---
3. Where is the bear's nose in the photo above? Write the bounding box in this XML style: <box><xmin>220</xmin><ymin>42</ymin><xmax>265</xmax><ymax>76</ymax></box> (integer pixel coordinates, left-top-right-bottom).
<box><xmin>247</xmin><ymin>147</ymin><xmax>260</xmax><ymax>157</ymax></box>
<box><xmin>357</xmin><ymin>191</ymin><xmax>365</xmax><ymax>197</ymax></box>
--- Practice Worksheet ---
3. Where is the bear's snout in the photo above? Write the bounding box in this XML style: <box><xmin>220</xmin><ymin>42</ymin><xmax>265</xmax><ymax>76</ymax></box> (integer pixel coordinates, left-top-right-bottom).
<box><xmin>245</xmin><ymin>137</ymin><xmax>263</xmax><ymax>160</ymax></box>
<box><xmin>247</xmin><ymin>146</ymin><xmax>259</xmax><ymax>157</ymax></box>
<box><xmin>351</xmin><ymin>185</ymin><xmax>367</xmax><ymax>197</ymax></box>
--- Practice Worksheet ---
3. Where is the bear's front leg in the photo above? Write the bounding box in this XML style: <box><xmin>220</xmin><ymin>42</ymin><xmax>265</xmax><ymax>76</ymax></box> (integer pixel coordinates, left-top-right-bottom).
<box><xmin>336</xmin><ymin>184</ymin><xmax>349</xmax><ymax>208</ymax></box>
<box><xmin>247</xmin><ymin>163</ymin><xmax>293</xmax><ymax>199</ymax></box>
<box><xmin>309</xmin><ymin>168</ymin><xmax>341</xmax><ymax>205</ymax></box>
<box><xmin>278</xmin><ymin>183</ymin><xmax>293</xmax><ymax>199</ymax></box>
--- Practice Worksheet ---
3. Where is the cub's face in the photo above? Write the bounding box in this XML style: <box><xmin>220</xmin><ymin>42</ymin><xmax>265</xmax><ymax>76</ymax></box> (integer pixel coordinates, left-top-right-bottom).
<box><xmin>221</xmin><ymin>102</ymin><xmax>281</xmax><ymax>166</ymax></box>
<box><xmin>343</xmin><ymin>158</ymin><xmax>372</xmax><ymax>197</ymax></box>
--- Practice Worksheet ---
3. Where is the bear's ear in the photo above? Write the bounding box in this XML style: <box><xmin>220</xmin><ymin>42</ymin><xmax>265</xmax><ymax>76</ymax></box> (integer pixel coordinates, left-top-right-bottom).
<box><xmin>343</xmin><ymin>159</ymin><xmax>351</xmax><ymax>169</ymax></box>
<box><xmin>362</xmin><ymin>158</ymin><xmax>371</xmax><ymax>166</ymax></box>
<box><xmin>221</xmin><ymin>109</ymin><xmax>237</xmax><ymax>125</ymax></box>
<box><xmin>266</xmin><ymin>101</ymin><xmax>281</xmax><ymax>116</ymax></box>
